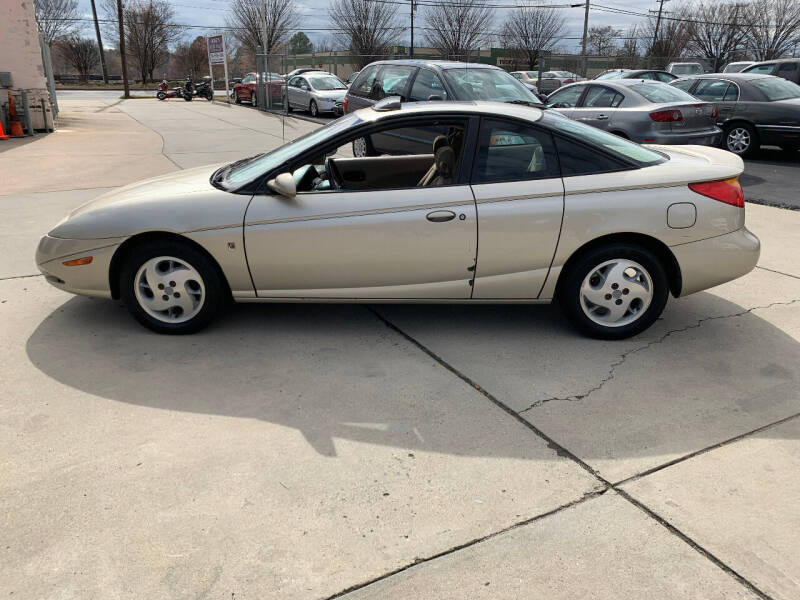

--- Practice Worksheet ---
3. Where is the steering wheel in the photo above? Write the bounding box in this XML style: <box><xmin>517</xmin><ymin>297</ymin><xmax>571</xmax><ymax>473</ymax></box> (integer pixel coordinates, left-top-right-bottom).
<box><xmin>325</xmin><ymin>156</ymin><xmax>344</xmax><ymax>190</ymax></box>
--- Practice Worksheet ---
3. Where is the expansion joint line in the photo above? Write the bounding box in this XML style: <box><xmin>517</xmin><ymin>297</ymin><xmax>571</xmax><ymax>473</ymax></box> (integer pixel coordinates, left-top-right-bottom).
<box><xmin>362</xmin><ymin>305</ymin><xmax>780</xmax><ymax>600</ymax></box>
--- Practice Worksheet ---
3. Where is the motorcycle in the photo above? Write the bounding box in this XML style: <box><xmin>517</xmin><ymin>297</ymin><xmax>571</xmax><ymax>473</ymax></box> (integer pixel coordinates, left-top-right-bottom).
<box><xmin>182</xmin><ymin>76</ymin><xmax>214</xmax><ymax>102</ymax></box>
<box><xmin>155</xmin><ymin>79</ymin><xmax>184</xmax><ymax>101</ymax></box>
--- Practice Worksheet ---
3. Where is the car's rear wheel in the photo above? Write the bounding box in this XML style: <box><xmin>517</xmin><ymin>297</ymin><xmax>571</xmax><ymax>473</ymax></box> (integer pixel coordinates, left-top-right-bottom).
<box><xmin>233</xmin><ymin>90</ymin><xmax>241</xmax><ymax>104</ymax></box>
<box><xmin>352</xmin><ymin>136</ymin><xmax>376</xmax><ymax>157</ymax></box>
<box><xmin>724</xmin><ymin>123</ymin><xmax>758</xmax><ymax>157</ymax></box>
<box><xmin>559</xmin><ymin>244</ymin><xmax>669</xmax><ymax>340</ymax></box>
<box><xmin>120</xmin><ymin>240</ymin><xmax>224</xmax><ymax>334</ymax></box>
<box><xmin>156</xmin><ymin>91</ymin><xmax>166</xmax><ymax>101</ymax></box>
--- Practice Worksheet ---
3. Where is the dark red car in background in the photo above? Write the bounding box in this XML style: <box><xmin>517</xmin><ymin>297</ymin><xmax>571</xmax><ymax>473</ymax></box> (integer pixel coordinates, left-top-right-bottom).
<box><xmin>232</xmin><ymin>72</ymin><xmax>285</xmax><ymax>107</ymax></box>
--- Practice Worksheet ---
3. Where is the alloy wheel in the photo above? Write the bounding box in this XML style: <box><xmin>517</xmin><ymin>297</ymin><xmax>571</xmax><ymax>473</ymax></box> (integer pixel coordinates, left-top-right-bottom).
<box><xmin>310</xmin><ymin>101</ymin><xmax>318</xmax><ymax>117</ymax></box>
<box><xmin>134</xmin><ymin>256</ymin><xmax>205</xmax><ymax>324</ymax></box>
<box><xmin>727</xmin><ymin>127</ymin><xmax>751</xmax><ymax>154</ymax></box>
<box><xmin>352</xmin><ymin>137</ymin><xmax>367</xmax><ymax>157</ymax></box>
<box><xmin>579</xmin><ymin>259</ymin><xmax>653</xmax><ymax>327</ymax></box>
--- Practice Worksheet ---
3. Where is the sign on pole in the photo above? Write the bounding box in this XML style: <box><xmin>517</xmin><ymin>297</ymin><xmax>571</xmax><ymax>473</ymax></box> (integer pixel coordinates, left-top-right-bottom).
<box><xmin>206</xmin><ymin>34</ymin><xmax>230</xmax><ymax>103</ymax></box>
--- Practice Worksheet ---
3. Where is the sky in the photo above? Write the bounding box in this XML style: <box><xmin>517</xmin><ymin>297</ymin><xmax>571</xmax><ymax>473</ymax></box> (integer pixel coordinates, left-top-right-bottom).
<box><xmin>72</xmin><ymin>0</ymin><xmax>662</xmax><ymax>54</ymax></box>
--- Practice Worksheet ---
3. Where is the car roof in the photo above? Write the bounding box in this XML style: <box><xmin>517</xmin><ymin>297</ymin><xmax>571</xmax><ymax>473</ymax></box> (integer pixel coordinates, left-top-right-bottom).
<box><xmin>352</xmin><ymin>100</ymin><xmax>543</xmax><ymax>123</ymax></box>
<box><xmin>365</xmin><ymin>59</ymin><xmax>503</xmax><ymax>72</ymax></box>
<box><xmin>672</xmin><ymin>72</ymin><xmax>775</xmax><ymax>81</ymax></box>
<box><xmin>748</xmin><ymin>58</ymin><xmax>800</xmax><ymax>64</ymax></box>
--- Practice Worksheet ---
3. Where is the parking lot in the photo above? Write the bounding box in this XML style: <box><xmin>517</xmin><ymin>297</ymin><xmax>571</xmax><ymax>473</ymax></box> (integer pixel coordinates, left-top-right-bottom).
<box><xmin>2</xmin><ymin>95</ymin><xmax>799</xmax><ymax>599</ymax></box>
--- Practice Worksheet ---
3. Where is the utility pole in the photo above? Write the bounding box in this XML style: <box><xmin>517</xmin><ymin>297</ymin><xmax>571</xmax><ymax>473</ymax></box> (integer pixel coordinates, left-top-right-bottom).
<box><xmin>410</xmin><ymin>0</ymin><xmax>415</xmax><ymax>58</ymax></box>
<box><xmin>89</xmin><ymin>0</ymin><xmax>108</xmax><ymax>83</ymax></box>
<box><xmin>580</xmin><ymin>1</ymin><xmax>590</xmax><ymax>77</ymax></box>
<box><xmin>650</xmin><ymin>0</ymin><xmax>670</xmax><ymax>67</ymax></box>
<box><xmin>116</xmin><ymin>0</ymin><xmax>130</xmax><ymax>98</ymax></box>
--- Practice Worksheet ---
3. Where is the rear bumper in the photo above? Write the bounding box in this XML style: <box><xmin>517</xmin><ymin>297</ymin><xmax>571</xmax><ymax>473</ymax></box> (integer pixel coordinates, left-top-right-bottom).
<box><xmin>642</xmin><ymin>128</ymin><xmax>721</xmax><ymax>146</ymax></box>
<box><xmin>672</xmin><ymin>227</ymin><xmax>760</xmax><ymax>297</ymax></box>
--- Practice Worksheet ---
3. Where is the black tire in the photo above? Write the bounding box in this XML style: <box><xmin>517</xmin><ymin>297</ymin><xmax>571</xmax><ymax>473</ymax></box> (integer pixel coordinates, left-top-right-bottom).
<box><xmin>723</xmin><ymin>122</ymin><xmax>758</xmax><ymax>157</ymax></box>
<box><xmin>205</xmin><ymin>89</ymin><xmax>213</xmax><ymax>101</ymax></box>
<box><xmin>233</xmin><ymin>90</ymin><xmax>241</xmax><ymax>104</ymax></box>
<box><xmin>119</xmin><ymin>240</ymin><xmax>225</xmax><ymax>334</ymax></box>
<box><xmin>251</xmin><ymin>93</ymin><xmax>258</xmax><ymax>107</ymax></box>
<box><xmin>558</xmin><ymin>243</ymin><xmax>669</xmax><ymax>340</ymax></box>
<box><xmin>310</xmin><ymin>100</ymin><xmax>318</xmax><ymax>117</ymax></box>
<box><xmin>183</xmin><ymin>92</ymin><xmax>193</xmax><ymax>102</ymax></box>
<box><xmin>156</xmin><ymin>91</ymin><xmax>166</xmax><ymax>101</ymax></box>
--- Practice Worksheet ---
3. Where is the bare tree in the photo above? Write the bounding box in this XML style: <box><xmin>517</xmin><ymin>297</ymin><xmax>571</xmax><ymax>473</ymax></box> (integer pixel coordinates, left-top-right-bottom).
<box><xmin>744</xmin><ymin>0</ymin><xmax>800</xmax><ymax>60</ymax></box>
<box><xmin>644</xmin><ymin>5</ymin><xmax>692</xmax><ymax>67</ymax></box>
<box><xmin>34</xmin><ymin>0</ymin><xmax>79</xmax><ymax>45</ymax></box>
<box><xmin>501</xmin><ymin>3</ymin><xmax>566</xmax><ymax>70</ymax></box>
<box><xmin>424</xmin><ymin>0</ymin><xmax>494</xmax><ymax>60</ymax></box>
<box><xmin>587</xmin><ymin>25</ymin><xmax>620</xmax><ymax>56</ymax></box>
<box><xmin>174</xmin><ymin>36</ymin><xmax>209</xmax><ymax>78</ymax></box>
<box><xmin>328</xmin><ymin>0</ymin><xmax>399</xmax><ymax>68</ymax></box>
<box><xmin>685</xmin><ymin>1</ymin><xmax>748</xmax><ymax>71</ymax></box>
<box><xmin>122</xmin><ymin>0</ymin><xmax>182</xmax><ymax>82</ymax></box>
<box><xmin>58</xmin><ymin>37</ymin><xmax>100</xmax><ymax>81</ymax></box>
<box><xmin>614</xmin><ymin>25</ymin><xmax>641</xmax><ymax>68</ymax></box>
<box><xmin>227</xmin><ymin>0</ymin><xmax>297</xmax><ymax>55</ymax></box>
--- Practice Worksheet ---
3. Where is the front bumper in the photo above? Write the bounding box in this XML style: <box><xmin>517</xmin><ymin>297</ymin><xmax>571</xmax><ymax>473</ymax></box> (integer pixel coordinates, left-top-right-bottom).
<box><xmin>643</xmin><ymin>128</ymin><xmax>722</xmax><ymax>146</ymax></box>
<box><xmin>671</xmin><ymin>227</ymin><xmax>760</xmax><ymax>297</ymax></box>
<box><xmin>318</xmin><ymin>98</ymin><xmax>344</xmax><ymax>114</ymax></box>
<box><xmin>36</xmin><ymin>235</ymin><xmax>123</xmax><ymax>298</ymax></box>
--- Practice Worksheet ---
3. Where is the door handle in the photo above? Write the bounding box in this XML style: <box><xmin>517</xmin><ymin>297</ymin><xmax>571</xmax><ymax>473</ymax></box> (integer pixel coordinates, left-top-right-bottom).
<box><xmin>426</xmin><ymin>210</ymin><xmax>456</xmax><ymax>222</ymax></box>
<box><xmin>596</xmin><ymin>114</ymin><xmax>609</xmax><ymax>120</ymax></box>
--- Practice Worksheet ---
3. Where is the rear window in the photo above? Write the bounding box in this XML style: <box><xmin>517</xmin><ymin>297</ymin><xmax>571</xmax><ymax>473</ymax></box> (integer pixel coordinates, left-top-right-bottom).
<box><xmin>442</xmin><ymin>68</ymin><xmax>540</xmax><ymax>104</ymax></box>
<box><xmin>751</xmin><ymin>77</ymin><xmax>800</xmax><ymax>101</ymax></box>
<box><xmin>545</xmin><ymin>113</ymin><xmax>667</xmax><ymax>166</ymax></box>
<box><xmin>671</xmin><ymin>64</ymin><xmax>703</xmax><ymax>76</ymax></box>
<box><xmin>628</xmin><ymin>83</ymin><xmax>697</xmax><ymax>103</ymax></box>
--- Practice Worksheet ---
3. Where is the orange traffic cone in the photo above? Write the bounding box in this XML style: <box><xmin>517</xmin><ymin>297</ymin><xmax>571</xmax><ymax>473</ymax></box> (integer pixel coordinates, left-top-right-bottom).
<box><xmin>0</xmin><ymin>117</ymin><xmax>9</xmax><ymax>140</ymax></box>
<box><xmin>7</xmin><ymin>92</ymin><xmax>24</xmax><ymax>137</ymax></box>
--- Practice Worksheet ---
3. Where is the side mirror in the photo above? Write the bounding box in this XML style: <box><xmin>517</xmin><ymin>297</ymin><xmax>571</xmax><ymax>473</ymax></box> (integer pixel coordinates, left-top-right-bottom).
<box><xmin>267</xmin><ymin>172</ymin><xmax>296</xmax><ymax>198</ymax></box>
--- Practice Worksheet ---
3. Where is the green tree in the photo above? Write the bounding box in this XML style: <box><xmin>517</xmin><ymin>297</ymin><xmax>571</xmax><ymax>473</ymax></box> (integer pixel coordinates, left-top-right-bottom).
<box><xmin>289</xmin><ymin>32</ymin><xmax>313</xmax><ymax>55</ymax></box>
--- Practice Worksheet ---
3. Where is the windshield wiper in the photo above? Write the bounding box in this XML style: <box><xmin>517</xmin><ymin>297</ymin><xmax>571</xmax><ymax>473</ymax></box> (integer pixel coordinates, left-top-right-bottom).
<box><xmin>506</xmin><ymin>99</ymin><xmax>544</xmax><ymax>107</ymax></box>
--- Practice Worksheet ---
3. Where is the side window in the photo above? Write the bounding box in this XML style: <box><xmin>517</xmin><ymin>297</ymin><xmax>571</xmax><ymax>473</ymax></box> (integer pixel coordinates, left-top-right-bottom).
<box><xmin>409</xmin><ymin>69</ymin><xmax>448</xmax><ymax>102</ymax></box>
<box><xmin>288</xmin><ymin>76</ymin><xmax>301</xmax><ymax>88</ymax></box>
<box><xmin>723</xmin><ymin>83</ymin><xmax>739</xmax><ymax>101</ymax></box>
<box><xmin>693</xmin><ymin>79</ymin><xmax>730</xmax><ymax>101</ymax></box>
<box><xmin>554</xmin><ymin>136</ymin><xmax>626</xmax><ymax>177</ymax></box>
<box><xmin>654</xmin><ymin>72</ymin><xmax>674</xmax><ymax>83</ymax></box>
<box><xmin>546</xmin><ymin>84</ymin><xmax>585</xmax><ymax>108</ymax></box>
<box><xmin>299</xmin><ymin>78</ymin><xmax>309</xmax><ymax>90</ymax></box>
<box><xmin>747</xmin><ymin>63</ymin><xmax>776</xmax><ymax>75</ymax></box>
<box><xmin>350</xmin><ymin>66</ymin><xmax>379</xmax><ymax>98</ymax></box>
<box><xmin>582</xmin><ymin>86</ymin><xmax>623</xmax><ymax>108</ymax></box>
<box><xmin>376</xmin><ymin>66</ymin><xmax>415</xmax><ymax>100</ymax></box>
<box><xmin>473</xmin><ymin>118</ymin><xmax>558</xmax><ymax>184</ymax></box>
<box><xmin>638</xmin><ymin>72</ymin><xmax>655</xmax><ymax>80</ymax></box>
<box><xmin>671</xmin><ymin>79</ymin><xmax>694</xmax><ymax>92</ymax></box>
<box><xmin>778</xmin><ymin>63</ymin><xmax>797</xmax><ymax>73</ymax></box>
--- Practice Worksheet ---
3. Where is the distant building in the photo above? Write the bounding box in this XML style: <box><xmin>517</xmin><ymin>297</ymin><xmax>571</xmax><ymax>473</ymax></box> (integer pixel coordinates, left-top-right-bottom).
<box><xmin>1</xmin><ymin>0</ymin><xmax>55</xmax><ymax>130</ymax></box>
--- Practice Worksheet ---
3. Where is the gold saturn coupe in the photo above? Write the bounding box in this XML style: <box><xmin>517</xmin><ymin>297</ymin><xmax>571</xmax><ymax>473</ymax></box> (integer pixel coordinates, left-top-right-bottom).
<box><xmin>36</xmin><ymin>99</ymin><xmax>760</xmax><ymax>339</ymax></box>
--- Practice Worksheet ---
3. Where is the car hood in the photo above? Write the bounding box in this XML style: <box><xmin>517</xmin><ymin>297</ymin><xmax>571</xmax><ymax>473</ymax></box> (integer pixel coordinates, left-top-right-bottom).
<box><xmin>51</xmin><ymin>164</ymin><xmax>252</xmax><ymax>240</ymax></box>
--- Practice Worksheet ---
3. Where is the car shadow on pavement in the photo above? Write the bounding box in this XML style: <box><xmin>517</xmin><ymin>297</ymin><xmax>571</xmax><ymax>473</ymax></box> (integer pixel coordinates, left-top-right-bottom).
<box><xmin>25</xmin><ymin>294</ymin><xmax>800</xmax><ymax>463</ymax></box>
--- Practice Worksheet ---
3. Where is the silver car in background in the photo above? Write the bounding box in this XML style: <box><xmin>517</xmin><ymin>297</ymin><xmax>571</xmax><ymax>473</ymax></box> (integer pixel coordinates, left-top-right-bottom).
<box><xmin>285</xmin><ymin>72</ymin><xmax>348</xmax><ymax>117</ymax></box>
<box><xmin>546</xmin><ymin>79</ymin><xmax>721</xmax><ymax>145</ymax></box>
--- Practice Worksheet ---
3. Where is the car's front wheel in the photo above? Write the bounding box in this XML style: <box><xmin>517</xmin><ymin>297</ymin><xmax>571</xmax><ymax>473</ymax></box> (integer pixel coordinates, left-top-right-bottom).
<box><xmin>120</xmin><ymin>240</ymin><xmax>225</xmax><ymax>334</ymax></box>
<box><xmin>559</xmin><ymin>244</ymin><xmax>669</xmax><ymax>340</ymax></box>
<box><xmin>724</xmin><ymin>123</ymin><xmax>758</xmax><ymax>157</ymax></box>
<box><xmin>310</xmin><ymin>100</ymin><xmax>318</xmax><ymax>117</ymax></box>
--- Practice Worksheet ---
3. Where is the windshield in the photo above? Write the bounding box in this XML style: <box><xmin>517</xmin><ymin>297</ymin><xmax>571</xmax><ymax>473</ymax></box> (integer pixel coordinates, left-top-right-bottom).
<box><xmin>442</xmin><ymin>68</ymin><xmax>542</xmax><ymax>105</ymax></box>
<box><xmin>308</xmin><ymin>75</ymin><xmax>346</xmax><ymax>90</ymax></box>
<box><xmin>723</xmin><ymin>63</ymin><xmax>750</xmax><ymax>73</ymax></box>
<box><xmin>596</xmin><ymin>71</ymin><xmax>626</xmax><ymax>80</ymax></box>
<box><xmin>671</xmin><ymin>64</ymin><xmax>702</xmax><ymax>75</ymax></box>
<box><xmin>224</xmin><ymin>113</ymin><xmax>362</xmax><ymax>187</ymax></box>
<box><xmin>546</xmin><ymin>113</ymin><xmax>667</xmax><ymax>165</ymax></box>
<box><xmin>751</xmin><ymin>77</ymin><xmax>800</xmax><ymax>101</ymax></box>
<box><xmin>628</xmin><ymin>83</ymin><xmax>697</xmax><ymax>103</ymax></box>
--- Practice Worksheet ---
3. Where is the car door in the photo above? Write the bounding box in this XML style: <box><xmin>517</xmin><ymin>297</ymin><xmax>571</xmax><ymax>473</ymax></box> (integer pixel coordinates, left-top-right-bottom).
<box><xmin>286</xmin><ymin>77</ymin><xmax>301</xmax><ymax>107</ymax></box>
<box><xmin>241</xmin><ymin>74</ymin><xmax>254</xmax><ymax>100</ymax></box>
<box><xmin>469</xmin><ymin>117</ymin><xmax>564</xmax><ymax>298</ymax></box>
<box><xmin>693</xmin><ymin>78</ymin><xmax>736</xmax><ymax>122</ymax></box>
<box><xmin>572</xmin><ymin>85</ymin><xmax>623</xmax><ymax>131</ymax></box>
<box><xmin>244</xmin><ymin>118</ymin><xmax>478</xmax><ymax>299</ymax></box>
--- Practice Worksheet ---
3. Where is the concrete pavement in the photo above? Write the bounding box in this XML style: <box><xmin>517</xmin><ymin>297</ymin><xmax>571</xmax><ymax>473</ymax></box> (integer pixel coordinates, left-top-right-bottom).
<box><xmin>1</xmin><ymin>96</ymin><xmax>799</xmax><ymax>599</ymax></box>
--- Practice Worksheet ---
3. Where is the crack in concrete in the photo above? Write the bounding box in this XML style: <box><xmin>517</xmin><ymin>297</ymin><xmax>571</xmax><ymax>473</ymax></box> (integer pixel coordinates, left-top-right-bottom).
<box><xmin>0</xmin><ymin>273</ymin><xmax>43</xmax><ymax>282</ymax></box>
<box><xmin>519</xmin><ymin>298</ymin><xmax>800</xmax><ymax>414</ymax></box>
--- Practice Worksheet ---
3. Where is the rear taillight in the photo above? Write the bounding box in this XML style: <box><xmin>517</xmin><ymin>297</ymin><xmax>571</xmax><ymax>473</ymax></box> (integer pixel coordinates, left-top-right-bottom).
<box><xmin>650</xmin><ymin>109</ymin><xmax>683</xmax><ymax>122</ymax></box>
<box><xmin>710</xmin><ymin>104</ymin><xmax>718</xmax><ymax>118</ymax></box>
<box><xmin>564</xmin><ymin>78</ymin><xmax>574</xmax><ymax>84</ymax></box>
<box><xmin>689</xmin><ymin>178</ymin><xmax>744</xmax><ymax>207</ymax></box>
<box><xmin>343</xmin><ymin>97</ymin><xmax>348</xmax><ymax>113</ymax></box>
